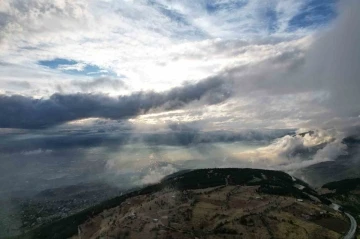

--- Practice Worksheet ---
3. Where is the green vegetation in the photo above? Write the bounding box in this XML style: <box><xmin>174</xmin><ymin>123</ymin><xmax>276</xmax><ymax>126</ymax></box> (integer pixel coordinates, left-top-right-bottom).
<box><xmin>322</xmin><ymin>178</ymin><xmax>360</xmax><ymax>194</ymax></box>
<box><xmin>322</xmin><ymin>178</ymin><xmax>360</xmax><ymax>216</ymax></box>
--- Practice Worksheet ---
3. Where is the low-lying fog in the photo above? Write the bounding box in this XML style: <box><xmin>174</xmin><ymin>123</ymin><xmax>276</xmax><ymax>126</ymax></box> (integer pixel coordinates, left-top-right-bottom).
<box><xmin>1</xmin><ymin>122</ymin><xmax>359</xmax><ymax>198</ymax></box>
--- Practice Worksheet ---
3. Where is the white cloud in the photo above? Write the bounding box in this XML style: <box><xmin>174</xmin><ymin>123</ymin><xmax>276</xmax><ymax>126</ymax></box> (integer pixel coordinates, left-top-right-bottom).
<box><xmin>229</xmin><ymin>129</ymin><xmax>348</xmax><ymax>170</ymax></box>
<box><xmin>21</xmin><ymin>149</ymin><xmax>53</xmax><ymax>155</ymax></box>
<box><xmin>0</xmin><ymin>0</ymin><xmax>357</xmax><ymax>131</ymax></box>
<box><xmin>58</xmin><ymin>63</ymin><xmax>87</xmax><ymax>71</ymax></box>
<box><xmin>0</xmin><ymin>0</ymin><xmax>322</xmax><ymax>96</ymax></box>
<box><xmin>140</xmin><ymin>164</ymin><xmax>178</xmax><ymax>184</ymax></box>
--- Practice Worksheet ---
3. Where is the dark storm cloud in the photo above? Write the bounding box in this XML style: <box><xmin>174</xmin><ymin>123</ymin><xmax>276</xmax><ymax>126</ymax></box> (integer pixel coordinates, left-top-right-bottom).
<box><xmin>0</xmin><ymin>77</ymin><xmax>231</xmax><ymax>129</ymax></box>
<box><xmin>0</xmin><ymin>132</ymin><xmax>130</xmax><ymax>154</ymax></box>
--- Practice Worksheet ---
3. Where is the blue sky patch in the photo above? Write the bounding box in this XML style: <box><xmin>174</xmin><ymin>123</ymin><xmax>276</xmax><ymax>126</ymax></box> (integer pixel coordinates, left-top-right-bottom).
<box><xmin>288</xmin><ymin>0</ymin><xmax>337</xmax><ymax>30</ymax></box>
<box><xmin>147</xmin><ymin>1</ymin><xmax>207</xmax><ymax>39</ymax></box>
<box><xmin>205</xmin><ymin>0</ymin><xmax>248</xmax><ymax>14</ymax></box>
<box><xmin>265</xmin><ymin>7</ymin><xmax>278</xmax><ymax>34</ymax></box>
<box><xmin>38</xmin><ymin>58</ymin><xmax>77</xmax><ymax>69</ymax></box>
<box><xmin>38</xmin><ymin>58</ymin><xmax>116</xmax><ymax>77</ymax></box>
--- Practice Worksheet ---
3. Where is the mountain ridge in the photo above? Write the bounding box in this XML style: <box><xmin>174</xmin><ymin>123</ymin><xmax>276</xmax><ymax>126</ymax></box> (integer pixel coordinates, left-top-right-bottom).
<box><xmin>7</xmin><ymin>168</ymin><xmax>353</xmax><ymax>239</ymax></box>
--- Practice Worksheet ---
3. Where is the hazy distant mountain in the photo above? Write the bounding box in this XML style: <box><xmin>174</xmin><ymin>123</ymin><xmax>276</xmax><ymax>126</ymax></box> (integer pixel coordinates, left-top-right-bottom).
<box><xmin>294</xmin><ymin>136</ymin><xmax>360</xmax><ymax>186</ymax></box>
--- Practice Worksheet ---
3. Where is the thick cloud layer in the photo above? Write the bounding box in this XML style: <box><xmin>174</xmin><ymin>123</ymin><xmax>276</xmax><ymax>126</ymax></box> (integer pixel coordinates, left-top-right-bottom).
<box><xmin>301</xmin><ymin>0</ymin><xmax>360</xmax><ymax>119</ymax></box>
<box><xmin>0</xmin><ymin>77</ymin><xmax>231</xmax><ymax>129</ymax></box>
<box><xmin>1</xmin><ymin>1</ymin><xmax>359</xmax><ymax>131</ymax></box>
<box><xmin>162</xmin><ymin>0</ymin><xmax>360</xmax><ymax>130</ymax></box>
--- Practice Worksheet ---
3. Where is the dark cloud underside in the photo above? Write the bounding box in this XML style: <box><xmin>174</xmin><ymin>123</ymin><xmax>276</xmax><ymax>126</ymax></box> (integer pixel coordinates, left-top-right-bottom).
<box><xmin>0</xmin><ymin>77</ymin><xmax>231</xmax><ymax>129</ymax></box>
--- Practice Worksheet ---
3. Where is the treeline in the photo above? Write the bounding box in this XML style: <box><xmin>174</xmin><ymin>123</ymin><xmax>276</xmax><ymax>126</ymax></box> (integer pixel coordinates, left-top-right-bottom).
<box><xmin>322</xmin><ymin>178</ymin><xmax>360</xmax><ymax>194</ymax></box>
<box><xmin>322</xmin><ymin>178</ymin><xmax>360</xmax><ymax>215</ymax></box>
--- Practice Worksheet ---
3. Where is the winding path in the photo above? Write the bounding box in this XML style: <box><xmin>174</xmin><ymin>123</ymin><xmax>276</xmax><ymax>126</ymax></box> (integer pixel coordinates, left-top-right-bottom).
<box><xmin>344</xmin><ymin>212</ymin><xmax>357</xmax><ymax>239</ymax></box>
<box><xmin>329</xmin><ymin>203</ymin><xmax>357</xmax><ymax>239</ymax></box>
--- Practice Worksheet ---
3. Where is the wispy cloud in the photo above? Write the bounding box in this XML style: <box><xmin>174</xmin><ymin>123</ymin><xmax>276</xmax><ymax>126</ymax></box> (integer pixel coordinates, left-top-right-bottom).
<box><xmin>0</xmin><ymin>0</ymin><xmax>337</xmax><ymax>97</ymax></box>
<box><xmin>0</xmin><ymin>0</ymin><xmax>357</xmax><ymax>137</ymax></box>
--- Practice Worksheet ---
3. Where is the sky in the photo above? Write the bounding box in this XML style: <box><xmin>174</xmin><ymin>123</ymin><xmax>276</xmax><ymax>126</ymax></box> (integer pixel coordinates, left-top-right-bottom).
<box><xmin>0</xmin><ymin>0</ymin><xmax>358</xmax><ymax>131</ymax></box>
<box><xmin>0</xmin><ymin>0</ymin><xmax>360</xmax><ymax>192</ymax></box>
